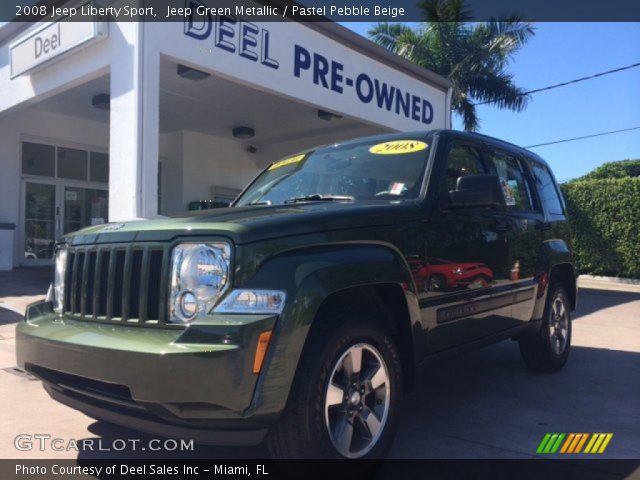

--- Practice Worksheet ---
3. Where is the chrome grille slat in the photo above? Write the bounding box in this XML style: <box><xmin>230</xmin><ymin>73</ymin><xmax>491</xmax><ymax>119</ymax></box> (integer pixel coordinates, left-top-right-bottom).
<box><xmin>157</xmin><ymin>245</ymin><xmax>170</xmax><ymax>323</ymax></box>
<box><xmin>69</xmin><ymin>252</ymin><xmax>81</xmax><ymax>314</ymax></box>
<box><xmin>138</xmin><ymin>248</ymin><xmax>151</xmax><ymax>322</ymax></box>
<box><xmin>121</xmin><ymin>247</ymin><xmax>133</xmax><ymax>322</ymax></box>
<box><xmin>62</xmin><ymin>243</ymin><xmax>168</xmax><ymax>327</ymax></box>
<box><xmin>105</xmin><ymin>248</ymin><xmax>117</xmax><ymax>320</ymax></box>
<box><xmin>63</xmin><ymin>252</ymin><xmax>75</xmax><ymax>312</ymax></box>
<box><xmin>80</xmin><ymin>248</ymin><xmax>92</xmax><ymax>317</ymax></box>
<box><xmin>92</xmin><ymin>248</ymin><xmax>103</xmax><ymax>319</ymax></box>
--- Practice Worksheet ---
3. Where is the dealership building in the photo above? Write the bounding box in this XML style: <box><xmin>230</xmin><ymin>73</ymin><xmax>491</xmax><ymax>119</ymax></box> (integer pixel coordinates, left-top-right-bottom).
<box><xmin>0</xmin><ymin>9</ymin><xmax>451</xmax><ymax>270</ymax></box>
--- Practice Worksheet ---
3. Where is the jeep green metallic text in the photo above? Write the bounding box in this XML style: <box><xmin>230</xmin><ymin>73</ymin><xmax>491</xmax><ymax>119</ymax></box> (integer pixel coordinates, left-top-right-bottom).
<box><xmin>16</xmin><ymin>130</ymin><xmax>577</xmax><ymax>459</ymax></box>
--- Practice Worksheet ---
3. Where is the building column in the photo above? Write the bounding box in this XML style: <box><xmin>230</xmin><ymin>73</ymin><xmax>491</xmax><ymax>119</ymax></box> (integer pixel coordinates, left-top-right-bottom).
<box><xmin>108</xmin><ymin>22</ymin><xmax>159</xmax><ymax>221</ymax></box>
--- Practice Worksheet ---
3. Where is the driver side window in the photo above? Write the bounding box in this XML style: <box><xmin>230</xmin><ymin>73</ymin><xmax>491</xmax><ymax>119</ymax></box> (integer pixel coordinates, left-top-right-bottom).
<box><xmin>440</xmin><ymin>144</ymin><xmax>486</xmax><ymax>202</ymax></box>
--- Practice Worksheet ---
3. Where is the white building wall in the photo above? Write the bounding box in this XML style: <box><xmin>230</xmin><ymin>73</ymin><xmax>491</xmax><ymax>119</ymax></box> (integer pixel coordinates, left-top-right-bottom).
<box><xmin>0</xmin><ymin>26</ymin><xmax>111</xmax><ymax>117</ymax></box>
<box><xmin>158</xmin><ymin>131</ymin><xmax>184</xmax><ymax>215</ymax></box>
<box><xmin>108</xmin><ymin>22</ymin><xmax>160</xmax><ymax>221</ymax></box>
<box><xmin>181</xmin><ymin>131</ymin><xmax>261</xmax><ymax>203</ymax></box>
<box><xmin>0</xmin><ymin>109</ymin><xmax>109</xmax><ymax>267</ymax></box>
<box><xmin>158</xmin><ymin>131</ymin><xmax>262</xmax><ymax>214</ymax></box>
<box><xmin>0</xmin><ymin>16</ymin><xmax>450</xmax><ymax>268</ymax></box>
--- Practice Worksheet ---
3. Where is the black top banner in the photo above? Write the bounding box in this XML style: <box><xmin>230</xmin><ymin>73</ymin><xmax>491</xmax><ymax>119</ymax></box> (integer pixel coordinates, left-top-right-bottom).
<box><xmin>2</xmin><ymin>0</ymin><xmax>640</xmax><ymax>22</ymax></box>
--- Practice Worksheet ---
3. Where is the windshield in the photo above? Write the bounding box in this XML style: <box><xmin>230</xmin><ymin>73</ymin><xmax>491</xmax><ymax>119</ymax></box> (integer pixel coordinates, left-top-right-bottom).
<box><xmin>235</xmin><ymin>137</ymin><xmax>431</xmax><ymax>206</ymax></box>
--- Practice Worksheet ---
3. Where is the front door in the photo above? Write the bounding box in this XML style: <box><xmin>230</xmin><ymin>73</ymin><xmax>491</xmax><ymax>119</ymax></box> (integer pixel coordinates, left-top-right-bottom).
<box><xmin>22</xmin><ymin>182</ymin><xmax>108</xmax><ymax>264</ymax></box>
<box><xmin>418</xmin><ymin>140</ymin><xmax>513</xmax><ymax>353</ymax></box>
<box><xmin>483</xmin><ymin>148</ymin><xmax>544</xmax><ymax>323</ymax></box>
<box><xmin>23</xmin><ymin>181</ymin><xmax>57</xmax><ymax>265</ymax></box>
<box><xmin>62</xmin><ymin>185</ymin><xmax>109</xmax><ymax>235</ymax></box>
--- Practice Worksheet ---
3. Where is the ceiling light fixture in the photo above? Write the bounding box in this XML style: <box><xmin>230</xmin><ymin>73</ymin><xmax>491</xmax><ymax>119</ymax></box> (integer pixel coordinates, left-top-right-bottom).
<box><xmin>318</xmin><ymin>109</ymin><xmax>342</xmax><ymax>121</ymax></box>
<box><xmin>177</xmin><ymin>64</ymin><xmax>211</xmax><ymax>81</ymax></box>
<box><xmin>91</xmin><ymin>93</ymin><xmax>110</xmax><ymax>110</ymax></box>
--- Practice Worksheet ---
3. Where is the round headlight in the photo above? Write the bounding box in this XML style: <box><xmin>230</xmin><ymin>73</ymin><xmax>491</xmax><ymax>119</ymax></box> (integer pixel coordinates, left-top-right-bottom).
<box><xmin>179</xmin><ymin>244</ymin><xmax>229</xmax><ymax>293</ymax></box>
<box><xmin>169</xmin><ymin>242</ymin><xmax>231</xmax><ymax>323</ymax></box>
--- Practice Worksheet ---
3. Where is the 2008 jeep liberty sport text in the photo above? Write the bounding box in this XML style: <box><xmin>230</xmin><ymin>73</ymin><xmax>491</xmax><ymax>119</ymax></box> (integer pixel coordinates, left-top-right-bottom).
<box><xmin>16</xmin><ymin>130</ymin><xmax>576</xmax><ymax>459</ymax></box>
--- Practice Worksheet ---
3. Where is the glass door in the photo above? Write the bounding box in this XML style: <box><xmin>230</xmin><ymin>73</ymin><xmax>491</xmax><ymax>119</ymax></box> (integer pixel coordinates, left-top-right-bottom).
<box><xmin>21</xmin><ymin>140</ymin><xmax>109</xmax><ymax>266</ymax></box>
<box><xmin>22</xmin><ymin>182</ymin><xmax>109</xmax><ymax>265</ymax></box>
<box><xmin>63</xmin><ymin>186</ymin><xmax>108</xmax><ymax>234</ymax></box>
<box><xmin>23</xmin><ymin>181</ymin><xmax>56</xmax><ymax>263</ymax></box>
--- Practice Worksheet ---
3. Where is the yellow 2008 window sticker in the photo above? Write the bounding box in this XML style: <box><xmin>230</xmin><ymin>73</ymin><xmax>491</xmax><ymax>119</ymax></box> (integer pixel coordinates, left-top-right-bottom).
<box><xmin>369</xmin><ymin>140</ymin><xmax>428</xmax><ymax>155</ymax></box>
<box><xmin>268</xmin><ymin>154</ymin><xmax>306</xmax><ymax>170</ymax></box>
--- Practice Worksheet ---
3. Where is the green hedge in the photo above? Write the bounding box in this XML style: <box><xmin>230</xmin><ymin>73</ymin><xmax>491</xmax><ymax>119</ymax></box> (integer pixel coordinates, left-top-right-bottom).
<box><xmin>561</xmin><ymin>178</ymin><xmax>640</xmax><ymax>278</ymax></box>
<box><xmin>579</xmin><ymin>159</ymin><xmax>640</xmax><ymax>180</ymax></box>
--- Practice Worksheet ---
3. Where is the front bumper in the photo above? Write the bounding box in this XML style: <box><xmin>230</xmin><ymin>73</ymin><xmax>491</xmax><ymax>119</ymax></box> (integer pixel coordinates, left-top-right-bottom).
<box><xmin>15</xmin><ymin>301</ymin><xmax>277</xmax><ymax>445</ymax></box>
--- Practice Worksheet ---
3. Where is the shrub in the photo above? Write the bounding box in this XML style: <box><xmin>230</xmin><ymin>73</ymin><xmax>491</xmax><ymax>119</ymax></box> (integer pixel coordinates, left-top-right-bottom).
<box><xmin>561</xmin><ymin>177</ymin><xmax>640</xmax><ymax>278</ymax></box>
<box><xmin>578</xmin><ymin>159</ymin><xmax>640</xmax><ymax>180</ymax></box>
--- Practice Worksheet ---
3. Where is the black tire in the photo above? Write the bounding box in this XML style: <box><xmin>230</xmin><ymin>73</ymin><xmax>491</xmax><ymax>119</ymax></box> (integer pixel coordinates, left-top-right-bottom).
<box><xmin>266</xmin><ymin>309</ymin><xmax>403</xmax><ymax>459</ymax></box>
<box><xmin>519</xmin><ymin>283</ymin><xmax>572</xmax><ymax>372</ymax></box>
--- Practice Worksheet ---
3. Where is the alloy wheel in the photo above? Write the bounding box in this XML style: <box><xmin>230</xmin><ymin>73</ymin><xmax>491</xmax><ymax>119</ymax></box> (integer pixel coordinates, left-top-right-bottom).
<box><xmin>323</xmin><ymin>343</ymin><xmax>391</xmax><ymax>458</ymax></box>
<box><xmin>548</xmin><ymin>297</ymin><xmax>569</xmax><ymax>355</ymax></box>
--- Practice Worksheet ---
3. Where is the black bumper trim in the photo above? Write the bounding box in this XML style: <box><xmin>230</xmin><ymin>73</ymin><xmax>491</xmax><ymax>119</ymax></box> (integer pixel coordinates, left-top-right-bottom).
<box><xmin>44</xmin><ymin>384</ymin><xmax>268</xmax><ymax>447</ymax></box>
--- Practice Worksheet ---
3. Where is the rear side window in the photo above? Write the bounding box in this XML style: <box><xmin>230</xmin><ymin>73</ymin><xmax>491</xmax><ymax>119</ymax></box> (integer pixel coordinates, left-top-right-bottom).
<box><xmin>441</xmin><ymin>145</ymin><xmax>486</xmax><ymax>197</ymax></box>
<box><xmin>530</xmin><ymin>162</ymin><xmax>564</xmax><ymax>215</ymax></box>
<box><xmin>487</xmin><ymin>150</ymin><xmax>534</xmax><ymax>211</ymax></box>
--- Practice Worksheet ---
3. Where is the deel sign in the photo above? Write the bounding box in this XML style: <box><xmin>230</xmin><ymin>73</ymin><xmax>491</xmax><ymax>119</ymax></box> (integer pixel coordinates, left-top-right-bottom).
<box><xmin>34</xmin><ymin>23</ymin><xmax>61</xmax><ymax>59</ymax></box>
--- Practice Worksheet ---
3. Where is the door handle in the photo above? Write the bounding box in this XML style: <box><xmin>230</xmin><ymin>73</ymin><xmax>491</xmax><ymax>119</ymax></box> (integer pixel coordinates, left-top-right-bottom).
<box><xmin>535</xmin><ymin>221</ymin><xmax>552</xmax><ymax>231</ymax></box>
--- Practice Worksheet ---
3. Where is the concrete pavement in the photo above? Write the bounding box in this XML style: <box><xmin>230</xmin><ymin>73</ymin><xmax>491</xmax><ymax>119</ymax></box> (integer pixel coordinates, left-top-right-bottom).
<box><xmin>0</xmin><ymin>269</ymin><xmax>639</xmax><ymax>460</ymax></box>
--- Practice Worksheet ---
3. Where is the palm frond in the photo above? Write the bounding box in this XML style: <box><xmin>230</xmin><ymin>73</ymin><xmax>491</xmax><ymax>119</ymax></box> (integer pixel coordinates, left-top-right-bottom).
<box><xmin>485</xmin><ymin>16</ymin><xmax>535</xmax><ymax>46</ymax></box>
<box><xmin>456</xmin><ymin>95</ymin><xmax>479</xmax><ymax>131</ymax></box>
<box><xmin>367</xmin><ymin>0</ymin><xmax>535</xmax><ymax>130</ymax></box>
<box><xmin>419</xmin><ymin>0</ymin><xmax>473</xmax><ymax>22</ymax></box>
<box><xmin>368</xmin><ymin>23</ymin><xmax>416</xmax><ymax>52</ymax></box>
<box><xmin>468</xmin><ymin>71</ymin><xmax>530</xmax><ymax>111</ymax></box>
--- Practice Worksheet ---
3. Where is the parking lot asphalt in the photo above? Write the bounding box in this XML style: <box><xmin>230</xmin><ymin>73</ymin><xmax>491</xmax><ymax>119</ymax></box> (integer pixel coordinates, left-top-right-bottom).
<box><xmin>1</xmin><ymin>269</ymin><xmax>639</xmax><ymax>461</ymax></box>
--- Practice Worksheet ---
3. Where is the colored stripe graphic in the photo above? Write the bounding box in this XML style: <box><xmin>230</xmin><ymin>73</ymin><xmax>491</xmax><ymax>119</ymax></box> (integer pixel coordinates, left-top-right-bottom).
<box><xmin>568</xmin><ymin>433</ymin><xmax>582</xmax><ymax>453</ymax></box>
<box><xmin>537</xmin><ymin>433</ymin><xmax>566</xmax><ymax>453</ymax></box>
<box><xmin>560</xmin><ymin>433</ymin><xmax>575</xmax><ymax>453</ymax></box>
<box><xmin>544</xmin><ymin>434</ymin><xmax>559</xmax><ymax>453</ymax></box>
<box><xmin>539</xmin><ymin>433</ymin><xmax>613</xmax><ymax>454</ymax></box>
<box><xmin>550</xmin><ymin>433</ymin><xmax>565</xmax><ymax>453</ymax></box>
<box><xmin>585</xmin><ymin>433</ymin><xmax>614</xmax><ymax>453</ymax></box>
<box><xmin>537</xmin><ymin>433</ymin><xmax>552</xmax><ymax>454</ymax></box>
<box><xmin>575</xmin><ymin>433</ymin><xmax>589</xmax><ymax>453</ymax></box>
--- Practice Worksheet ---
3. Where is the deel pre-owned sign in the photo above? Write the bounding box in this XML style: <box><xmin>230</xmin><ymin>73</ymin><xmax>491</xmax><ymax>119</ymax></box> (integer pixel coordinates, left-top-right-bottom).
<box><xmin>179</xmin><ymin>1</ymin><xmax>446</xmax><ymax>130</ymax></box>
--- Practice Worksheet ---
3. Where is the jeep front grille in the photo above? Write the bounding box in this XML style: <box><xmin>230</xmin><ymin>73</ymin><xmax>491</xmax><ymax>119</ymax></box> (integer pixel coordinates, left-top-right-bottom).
<box><xmin>62</xmin><ymin>244</ymin><xmax>171</xmax><ymax>326</ymax></box>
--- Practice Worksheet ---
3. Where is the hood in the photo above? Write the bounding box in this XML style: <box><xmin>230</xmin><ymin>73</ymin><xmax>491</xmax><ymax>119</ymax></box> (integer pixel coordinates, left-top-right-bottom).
<box><xmin>62</xmin><ymin>200</ymin><xmax>422</xmax><ymax>246</ymax></box>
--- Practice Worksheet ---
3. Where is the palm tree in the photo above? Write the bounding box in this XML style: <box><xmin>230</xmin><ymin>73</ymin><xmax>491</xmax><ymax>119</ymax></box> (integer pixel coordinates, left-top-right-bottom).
<box><xmin>369</xmin><ymin>0</ymin><xmax>535</xmax><ymax>131</ymax></box>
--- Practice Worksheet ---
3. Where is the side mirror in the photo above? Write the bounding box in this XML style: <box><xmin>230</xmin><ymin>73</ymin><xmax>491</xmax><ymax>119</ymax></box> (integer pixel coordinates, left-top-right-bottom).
<box><xmin>448</xmin><ymin>174</ymin><xmax>504</xmax><ymax>208</ymax></box>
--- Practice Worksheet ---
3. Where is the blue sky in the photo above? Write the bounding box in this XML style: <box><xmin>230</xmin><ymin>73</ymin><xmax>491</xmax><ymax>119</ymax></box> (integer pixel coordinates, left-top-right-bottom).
<box><xmin>343</xmin><ymin>22</ymin><xmax>640</xmax><ymax>182</ymax></box>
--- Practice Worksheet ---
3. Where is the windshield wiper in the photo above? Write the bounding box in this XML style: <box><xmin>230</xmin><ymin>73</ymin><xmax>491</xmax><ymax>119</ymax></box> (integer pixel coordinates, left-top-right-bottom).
<box><xmin>283</xmin><ymin>194</ymin><xmax>355</xmax><ymax>204</ymax></box>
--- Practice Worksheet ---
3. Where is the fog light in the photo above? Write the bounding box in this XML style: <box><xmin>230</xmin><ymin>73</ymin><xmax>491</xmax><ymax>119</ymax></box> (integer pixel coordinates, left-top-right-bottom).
<box><xmin>178</xmin><ymin>291</ymin><xmax>197</xmax><ymax>320</ymax></box>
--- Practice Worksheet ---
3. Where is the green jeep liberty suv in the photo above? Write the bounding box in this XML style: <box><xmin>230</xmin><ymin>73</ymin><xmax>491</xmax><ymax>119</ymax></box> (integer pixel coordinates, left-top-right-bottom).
<box><xmin>16</xmin><ymin>130</ymin><xmax>576</xmax><ymax>459</ymax></box>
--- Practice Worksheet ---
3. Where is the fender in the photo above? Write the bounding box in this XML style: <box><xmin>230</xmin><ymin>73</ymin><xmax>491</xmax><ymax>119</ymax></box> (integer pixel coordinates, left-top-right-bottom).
<box><xmin>239</xmin><ymin>241</ymin><xmax>421</xmax><ymax>421</ymax></box>
<box><xmin>532</xmin><ymin>238</ymin><xmax>577</xmax><ymax>321</ymax></box>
